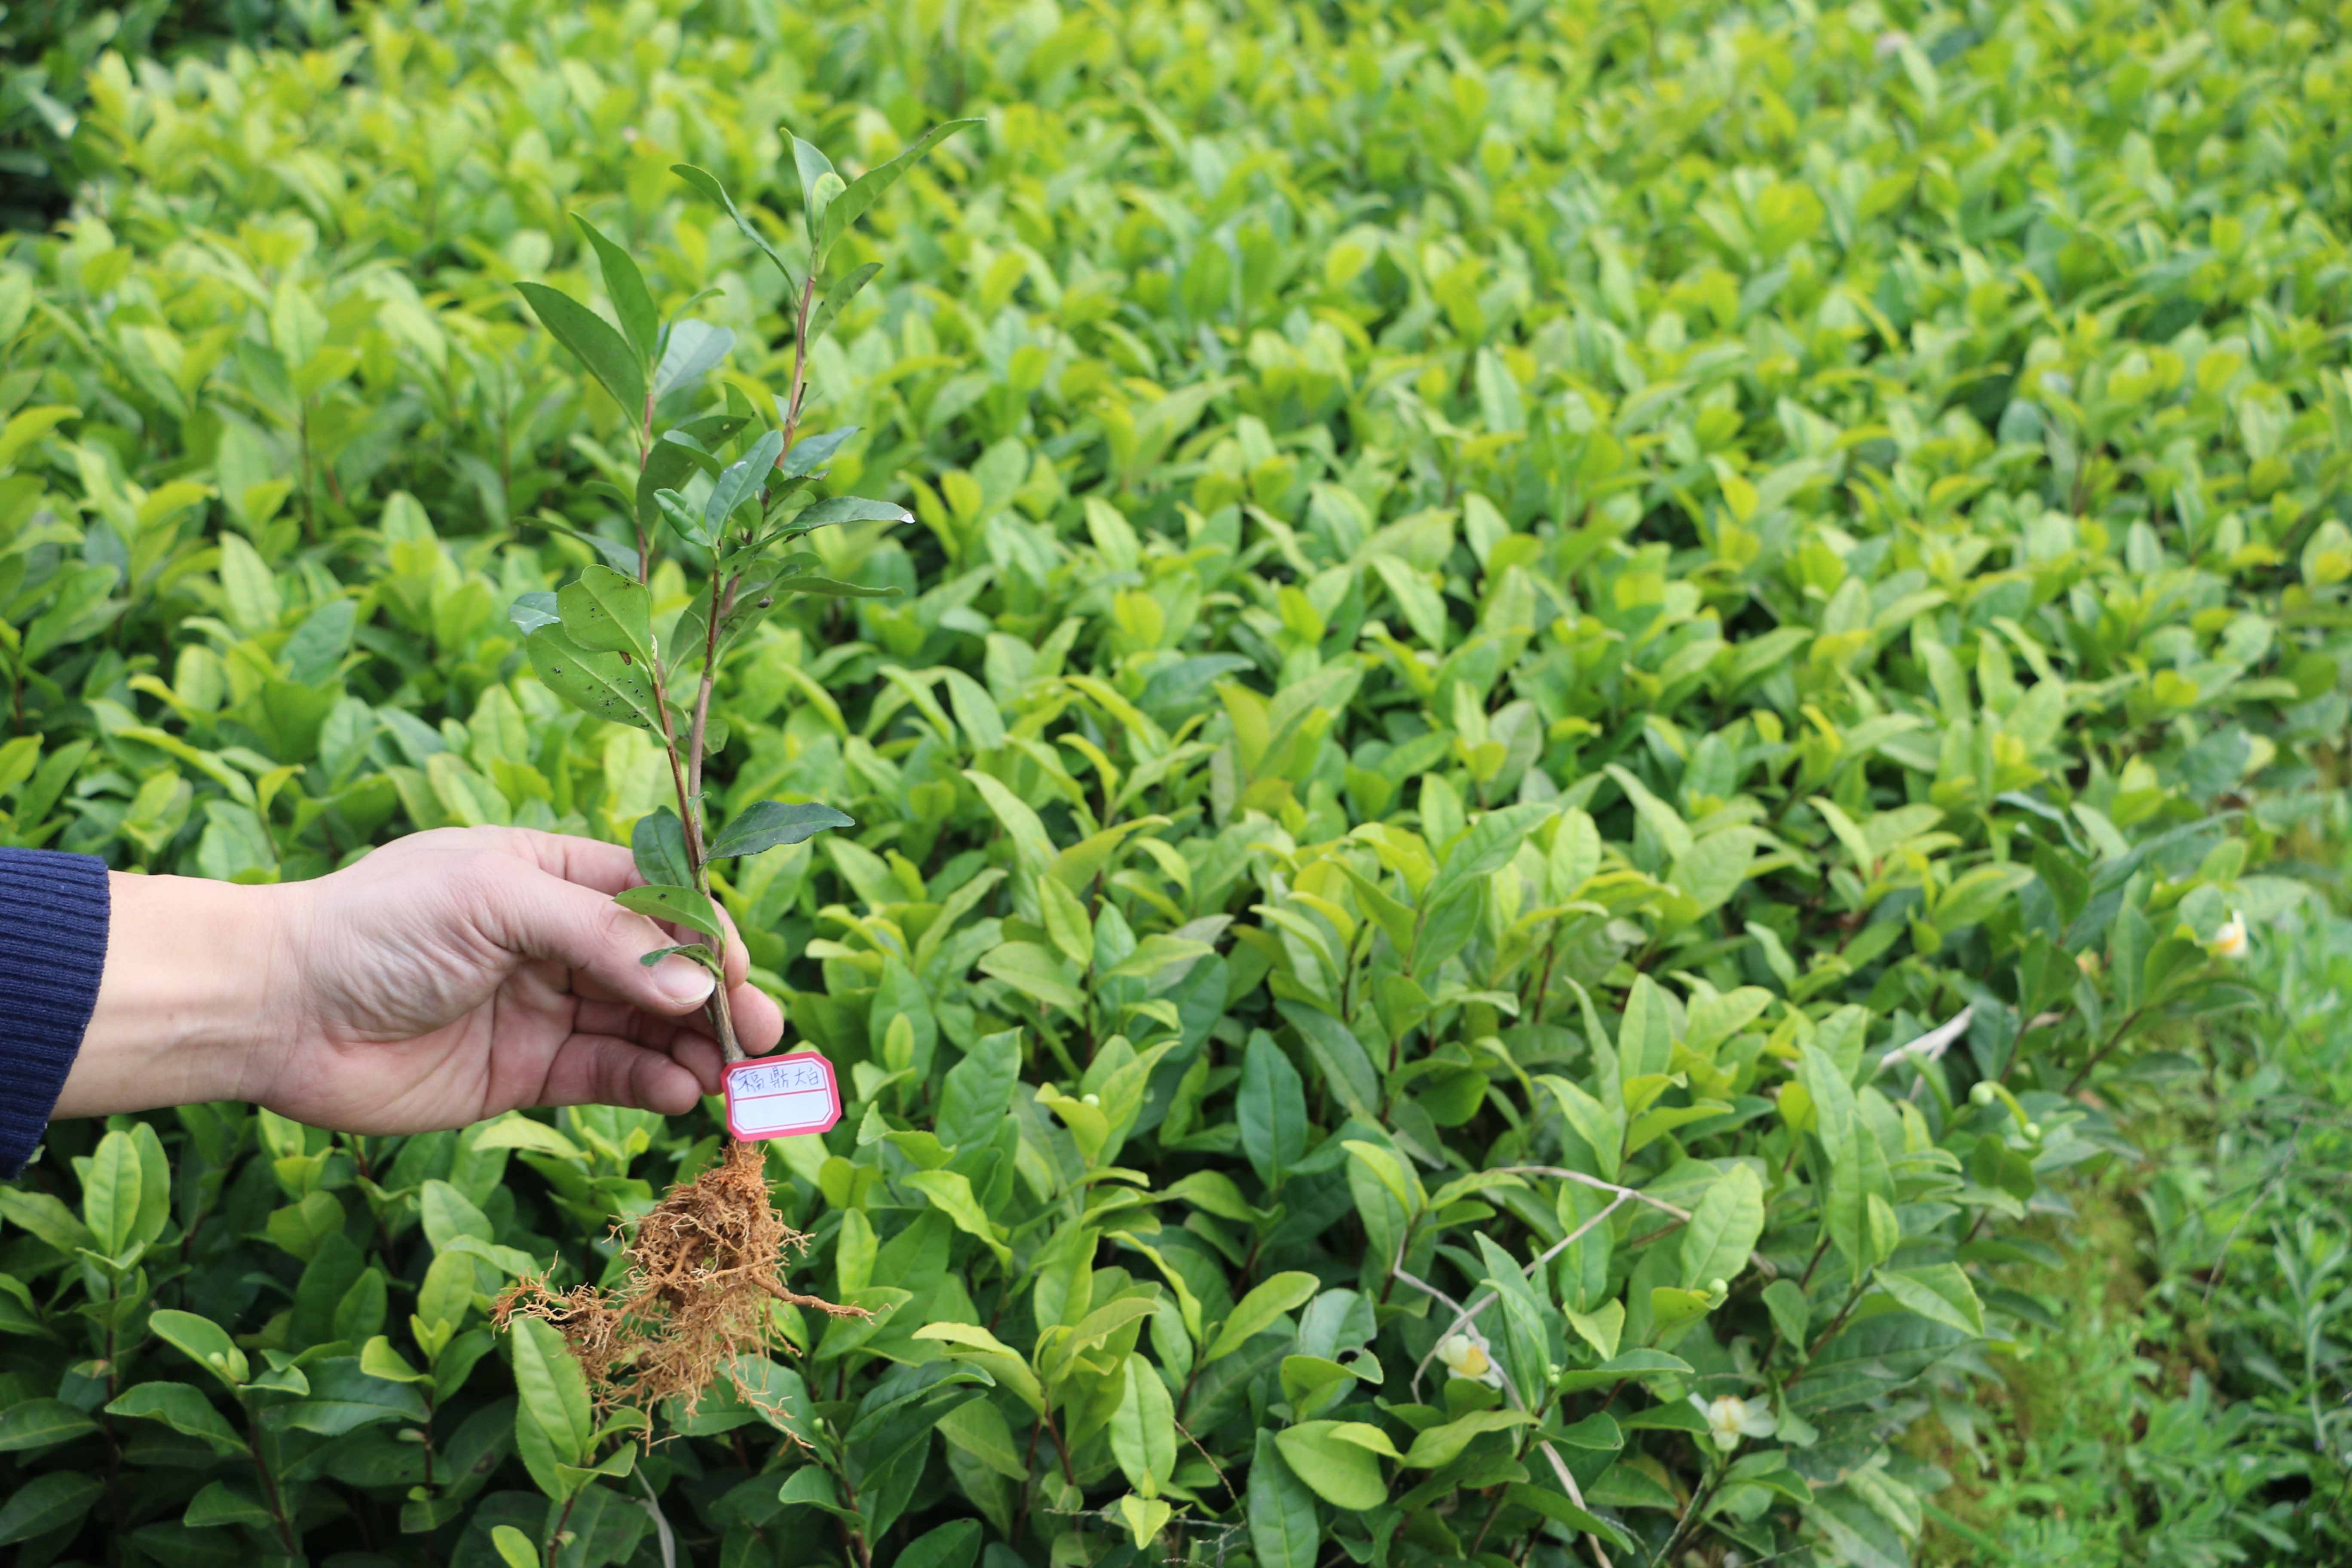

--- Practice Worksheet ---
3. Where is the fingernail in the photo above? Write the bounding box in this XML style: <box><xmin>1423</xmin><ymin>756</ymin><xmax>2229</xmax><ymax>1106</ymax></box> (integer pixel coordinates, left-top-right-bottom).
<box><xmin>652</xmin><ymin>956</ymin><xmax>716</xmax><ymax>1007</ymax></box>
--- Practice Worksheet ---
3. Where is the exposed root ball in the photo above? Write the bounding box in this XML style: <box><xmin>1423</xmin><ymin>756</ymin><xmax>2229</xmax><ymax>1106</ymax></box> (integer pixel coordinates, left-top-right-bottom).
<box><xmin>494</xmin><ymin>1140</ymin><xmax>865</xmax><ymax>1418</ymax></box>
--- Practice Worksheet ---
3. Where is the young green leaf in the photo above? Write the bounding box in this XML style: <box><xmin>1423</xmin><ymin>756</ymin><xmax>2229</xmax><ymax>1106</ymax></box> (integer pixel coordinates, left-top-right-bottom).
<box><xmin>814</xmin><ymin>119</ymin><xmax>980</xmax><ymax>261</ymax></box>
<box><xmin>614</xmin><ymin>883</ymin><xmax>727</xmax><ymax>943</ymax></box>
<box><xmin>790</xmin><ymin>134</ymin><xmax>842</xmax><ymax>243</ymax></box>
<box><xmin>805</xmin><ymin>260</ymin><xmax>880</xmax><ymax>347</ymax></box>
<box><xmin>631</xmin><ymin>804</ymin><xmax>695</xmax><ymax>887</ymax></box>
<box><xmin>704</xmin><ymin>429</ymin><xmax>786</xmax><ymax>536</ymax></box>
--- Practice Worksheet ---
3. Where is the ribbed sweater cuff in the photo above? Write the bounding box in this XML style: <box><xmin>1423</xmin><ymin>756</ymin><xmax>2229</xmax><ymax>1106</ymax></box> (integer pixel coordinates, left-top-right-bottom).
<box><xmin>0</xmin><ymin>848</ymin><xmax>110</xmax><ymax>1179</ymax></box>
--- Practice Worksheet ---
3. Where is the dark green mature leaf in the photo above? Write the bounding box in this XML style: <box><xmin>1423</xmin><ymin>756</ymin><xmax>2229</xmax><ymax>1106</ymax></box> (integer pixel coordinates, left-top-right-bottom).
<box><xmin>570</xmin><ymin>214</ymin><xmax>659</xmax><ymax>368</ymax></box>
<box><xmin>0</xmin><ymin>1471</ymin><xmax>103</xmax><ymax>1547</ymax></box>
<box><xmin>708</xmin><ymin>800</ymin><xmax>853</xmax><ymax>858</ymax></box>
<box><xmin>516</xmin><ymin>282</ymin><xmax>646</xmax><ymax>416</ymax></box>
<box><xmin>106</xmin><ymin>1383</ymin><xmax>243</xmax><ymax>1451</ymax></box>
<box><xmin>615</xmin><ymin>883</ymin><xmax>726</xmax><ymax>943</ymax></box>
<box><xmin>0</xmin><ymin>1397</ymin><xmax>98</xmax><ymax>1452</ymax></box>
<box><xmin>671</xmin><ymin>163</ymin><xmax>796</xmax><ymax>292</ymax></box>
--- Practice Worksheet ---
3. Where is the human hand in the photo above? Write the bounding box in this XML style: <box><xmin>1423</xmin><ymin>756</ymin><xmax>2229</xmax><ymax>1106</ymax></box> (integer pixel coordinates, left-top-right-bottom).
<box><xmin>52</xmin><ymin>826</ymin><xmax>784</xmax><ymax>1131</ymax></box>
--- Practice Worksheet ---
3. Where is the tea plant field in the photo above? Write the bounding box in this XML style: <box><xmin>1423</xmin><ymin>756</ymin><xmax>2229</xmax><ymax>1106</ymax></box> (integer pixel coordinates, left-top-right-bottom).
<box><xmin>2</xmin><ymin>0</ymin><xmax>2349</xmax><ymax>1565</ymax></box>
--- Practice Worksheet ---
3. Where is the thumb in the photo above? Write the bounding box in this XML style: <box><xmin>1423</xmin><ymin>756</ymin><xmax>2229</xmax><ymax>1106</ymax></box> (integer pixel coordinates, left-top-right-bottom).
<box><xmin>477</xmin><ymin>860</ymin><xmax>718</xmax><ymax>1014</ymax></box>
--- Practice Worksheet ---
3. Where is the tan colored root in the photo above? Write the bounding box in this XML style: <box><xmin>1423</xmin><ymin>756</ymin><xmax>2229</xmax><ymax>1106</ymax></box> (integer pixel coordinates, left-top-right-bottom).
<box><xmin>494</xmin><ymin>1139</ymin><xmax>867</xmax><ymax>1420</ymax></box>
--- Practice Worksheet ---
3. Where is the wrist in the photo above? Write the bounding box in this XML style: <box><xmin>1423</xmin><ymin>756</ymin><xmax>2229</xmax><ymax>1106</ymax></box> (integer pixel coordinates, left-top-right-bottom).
<box><xmin>52</xmin><ymin>873</ymin><xmax>301</xmax><ymax>1119</ymax></box>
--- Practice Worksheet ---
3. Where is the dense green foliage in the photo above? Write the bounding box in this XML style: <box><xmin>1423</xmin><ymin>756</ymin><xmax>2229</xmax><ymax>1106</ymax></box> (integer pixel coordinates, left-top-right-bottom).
<box><xmin>1922</xmin><ymin>809</ymin><xmax>2352</xmax><ymax>1565</ymax></box>
<box><xmin>1</xmin><ymin>0</ymin><xmax>2348</xmax><ymax>1565</ymax></box>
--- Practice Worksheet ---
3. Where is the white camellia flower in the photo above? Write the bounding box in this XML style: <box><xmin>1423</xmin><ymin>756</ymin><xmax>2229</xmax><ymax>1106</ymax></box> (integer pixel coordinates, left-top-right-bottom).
<box><xmin>1436</xmin><ymin>1330</ymin><xmax>1505</xmax><ymax>1388</ymax></box>
<box><xmin>2209</xmin><ymin>910</ymin><xmax>2249</xmax><ymax>960</ymax></box>
<box><xmin>1690</xmin><ymin>1393</ymin><xmax>1777</xmax><ymax>1452</ymax></box>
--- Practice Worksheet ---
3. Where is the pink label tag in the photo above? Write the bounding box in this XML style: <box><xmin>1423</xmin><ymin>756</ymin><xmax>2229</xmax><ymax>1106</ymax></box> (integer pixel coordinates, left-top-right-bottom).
<box><xmin>723</xmin><ymin>1051</ymin><xmax>842</xmax><ymax>1140</ymax></box>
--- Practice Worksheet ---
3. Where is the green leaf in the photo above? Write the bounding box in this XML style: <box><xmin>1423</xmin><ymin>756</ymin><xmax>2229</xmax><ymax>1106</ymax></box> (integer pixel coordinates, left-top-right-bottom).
<box><xmin>517</xmin><ymin>281</ymin><xmax>646</xmax><ymax>416</ymax></box>
<box><xmin>902</xmin><ymin>1169</ymin><xmax>1011</xmax><ymax>1265</ymax></box>
<box><xmin>556</xmin><ymin>563</ymin><xmax>654</xmax><ymax>671</ymax></box>
<box><xmin>1873</xmin><ymin>1262</ymin><xmax>1987</xmax><ymax>1337</ymax></box>
<box><xmin>763</xmin><ymin>573</ymin><xmax>901</xmax><ymax>600</ymax></box>
<box><xmin>781</xmin><ymin>425</ymin><xmax>861</xmax><ymax>478</ymax></box>
<box><xmin>0</xmin><ymin>1397</ymin><xmax>98</xmax><ymax>1452</ymax></box>
<box><xmin>709</xmin><ymin>800</ymin><xmax>854</xmax><ymax>858</ymax></box>
<box><xmin>570</xmin><ymin>213</ymin><xmax>659</xmax><ymax>368</ymax></box>
<box><xmin>106</xmin><ymin>1383</ymin><xmax>244</xmax><ymax>1452</ymax></box>
<box><xmin>805</xmin><ymin>261</ymin><xmax>882</xmax><ymax>347</ymax></box>
<box><xmin>1800</xmin><ymin>1043</ymin><xmax>1892</xmax><ymax>1280</ymax></box>
<box><xmin>699</xmin><ymin>428</ymin><xmax>786</xmax><ymax>541</ymax></box>
<box><xmin>1679</xmin><ymin>1164</ymin><xmax>1765</xmax><ymax>1289</ymax></box>
<box><xmin>1763</xmin><ymin>1279</ymin><xmax>1812</xmax><ymax>1348</ymax></box>
<box><xmin>671</xmin><ymin>163</ymin><xmax>796</xmax><ymax>291</ymax></box>
<box><xmin>815</xmin><ymin>120</ymin><xmax>978</xmax><ymax>261</ymax></box>
<box><xmin>1206</xmin><ymin>1271</ymin><xmax>1320</xmax><ymax>1363</ymax></box>
<box><xmin>1425</xmin><ymin>801</ymin><xmax>1556</xmax><ymax>910</ymax></box>
<box><xmin>81</xmin><ymin>1127</ymin><xmax>144</xmax><ymax>1256</ymax></box>
<box><xmin>1274</xmin><ymin>1419</ymin><xmax>1389</xmax><ymax>1509</ymax></box>
<box><xmin>525</xmin><ymin>625</ymin><xmax>659</xmax><ymax>730</ymax></box>
<box><xmin>0</xmin><ymin>1471</ymin><xmax>103</xmax><ymax>1547</ymax></box>
<box><xmin>507</xmin><ymin>590</ymin><xmax>560</xmax><ymax>634</ymax></box>
<box><xmin>511</xmin><ymin>1314</ymin><xmax>594</xmax><ymax>1499</ymax></box>
<box><xmin>790</xmin><ymin>134</ymin><xmax>842</xmax><ymax>242</ymax></box>
<box><xmin>490</xmin><ymin>1524</ymin><xmax>539</xmax><ymax>1568</ymax></box>
<box><xmin>184</xmin><ymin>1479</ymin><xmax>278</xmax><ymax>1530</ymax></box>
<box><xmin>614</xmin><ymin>883</ymin><xmax>727</xmax><ymax>943</ymax></box>
<box><xmin>1238</xmin><ymin>1032</ymin><xmax>1308</xmax><ymax>1192</ymax></box>
<box><xmin>1110</xmin><ymin>1353</ymin><xmax>1178</xmax><ymax>1492</ymax></box>
<box><xmin>896</xmin><ymin>1520</ymin><xmax>983</xmax><ymax>1568</ymax></box>
<box><xmin>1275</xmin><ymin>1001</ymin><xmax>1383</xmax><ymax>1125</ymax></box>
<box><xmin>632</xmin><ymin>805</ymin><xmax>695</xmax><ymax>887</ymax></box>
<box><xmin>787</xmin><ymin>494</ymin><xmax>915</xmax><ymax>530</ymax></box>
<box><xmin>1249</xmin><ymin>1430</ymin><xmax>1321</xmax><ymax>1568</ymax></box>
<box><xmin>1401</xmin><ymin>1408</ymin><xmax>1532</xmax><ymax>1468</ymax></box>
<box><xmin>148</xmin><ymin>1309</ymin><xmax>248</xmax><ymax>1387</ymax></box>
<box><xmin>653</xmin><ymin>319</ymin><xmax>734</xmax><ymax>398</ymax></box>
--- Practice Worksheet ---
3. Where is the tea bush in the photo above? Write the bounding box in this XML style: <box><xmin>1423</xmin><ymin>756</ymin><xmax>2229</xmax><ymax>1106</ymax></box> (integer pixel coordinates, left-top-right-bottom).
<box><xmin>1</xmin><ymin>0</ymin><xmax>2349</xmax><ymax>1564</ymax></box>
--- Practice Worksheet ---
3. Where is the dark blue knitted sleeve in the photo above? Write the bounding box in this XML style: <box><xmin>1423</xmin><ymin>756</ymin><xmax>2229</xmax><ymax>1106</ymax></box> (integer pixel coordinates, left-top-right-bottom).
<box><xmin>0</xmin><ymin>847</ymin><xmax>111</xmax><ymax>1179</ymax></box>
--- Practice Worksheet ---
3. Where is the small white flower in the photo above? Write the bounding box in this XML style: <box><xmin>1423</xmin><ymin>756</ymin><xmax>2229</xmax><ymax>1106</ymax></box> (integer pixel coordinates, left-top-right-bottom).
<box><xmin>1874</xmin><ymin>28</ymin><xmax>1911</xmax><ymax>58</ymax></box>
<box><xmin>1436</xmin><ymin>1330</ymin><xmax>1504</xmax><ymax>1388</ymax></box>
<box><xmin>1690</xmin><ymin>1393</ymin><xmax>1777</xmax><ymax>1452</ymax></box>
<box><xmin>2209</xmin><ymin>910</ymin><xmax>2248</xmax><ymax>960</ymax></box>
